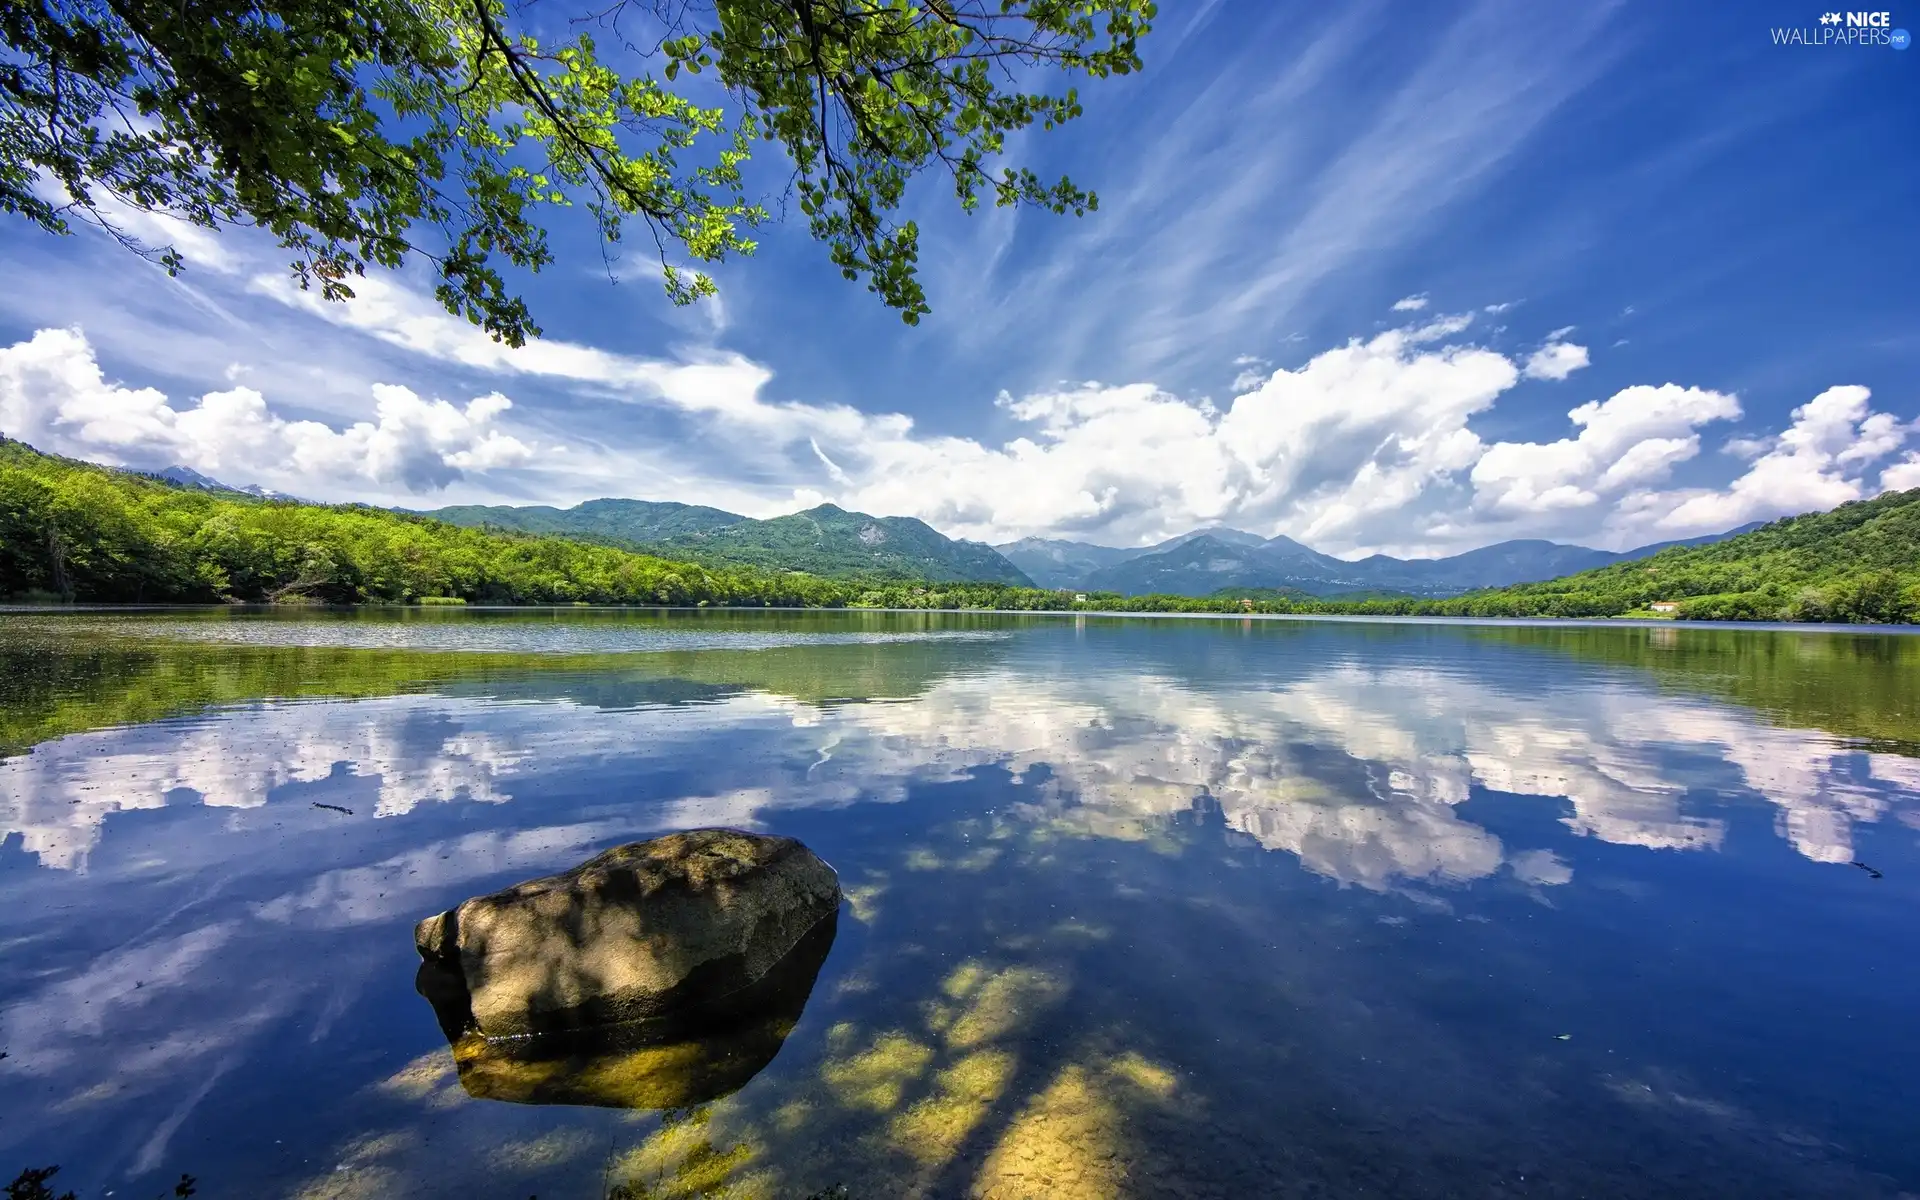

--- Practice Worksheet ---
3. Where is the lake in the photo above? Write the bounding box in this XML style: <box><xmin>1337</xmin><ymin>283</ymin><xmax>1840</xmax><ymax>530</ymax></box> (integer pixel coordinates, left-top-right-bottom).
<box><xmin>1</xmin><ymin>608</ymin><xmax>1916</xmax><ymax>1199</ymax></box>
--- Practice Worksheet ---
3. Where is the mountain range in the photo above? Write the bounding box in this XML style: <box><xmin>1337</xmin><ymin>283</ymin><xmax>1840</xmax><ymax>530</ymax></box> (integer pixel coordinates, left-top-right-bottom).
<box><xmin>427</xmin><ymin>499</ymin><xmax>745</xmax><ymax>543</ymax></box>
<box><xmin>421</xmin><ymin>499</ymin><xmax>1034</xmax><ymax>586</ymax></box>
<box><xmin>419</xmin><ymin>494</ymin><xmax>1757</xmax><ymax>598</ymax></box>
<box><xmin>146</xmin><ymin>465</ymin><xmax>291</xmax><ymax>500</ymax></box>
<box><xmin>9</xmin><ymin>439</ymin><xmax>1911</xmax><ymax>624</ymax></box>
<box><xmin>995</xmin><ymin>526</ymin><xmax>1763</xmax><ymax>598</ymax></box>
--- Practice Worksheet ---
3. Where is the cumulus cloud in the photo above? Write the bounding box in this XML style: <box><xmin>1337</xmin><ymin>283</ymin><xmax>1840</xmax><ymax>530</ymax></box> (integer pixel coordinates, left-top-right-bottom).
<box><xmin>1230</xmin><ymin>354</ymin><xmax>1272</xmax><ymax>393</ymax></box>
<box><xmin>1626</xmin><ymin>386</ymin><xmax>1908</xmax><ymax>536</ymax></box>
<box><xmin>9</xmin><ymin>280</ymin><xmax>1915</xmax><ymax>556</ymax></box>
<box><xmin>1881</xmin><ymin>454</ymin><xmax>1920</xmax><ymax>492</ymax></box>
<box><xmin>223</xmin><ymin>267</ymin><xmax>1920</xmax><ymax>553</ymax></box>
<box><xmin>0</xmin><ymin>327</ymin><xmax>533</xmax><ymax>493</ymax></box>
<box><xmin>1391</xmin><ymin>293</ymin><xmax>1430</xmax><ymax>312</ymax></box>
<box><xmin>1521</xmin><ymin>337</ymin><xmax>1591</xmax><ymax>381</ymax></box>
<box><xmin>1470</xmin><ymin>384</ymin><xmax>1741</xmax><ymax>515</ymax></box>
<box><xmin>806</xmin><ymin>322</ymin><xmax>1518</xmax><ymax>550</ymax></box>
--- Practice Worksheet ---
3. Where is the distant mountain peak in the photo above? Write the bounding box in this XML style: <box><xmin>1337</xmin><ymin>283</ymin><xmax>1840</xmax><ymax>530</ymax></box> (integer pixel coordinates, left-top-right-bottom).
<box><xmin>157</xmin><ymin>464</ymin><xmax>231</xmax><ymax>490</ymax></box>
<box><xmin>424</xmin><ymin>496</ymin><xmax>1028</xmax><ymax>585</ymax></box>
<box><xmin>143</xmin><ymin>464</ymin><xmax>292</xmax><ymax>499</ymax></box>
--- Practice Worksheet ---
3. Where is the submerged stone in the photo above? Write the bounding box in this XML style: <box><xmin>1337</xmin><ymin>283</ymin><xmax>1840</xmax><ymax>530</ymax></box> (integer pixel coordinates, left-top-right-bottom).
<box><xmin>414</xmin><ymin>828</ymin><xmax>841</xmax><ymax>1040</ymax></box>
<box><xmin>417</xmin><ymin>910</ymin><xmax>837</xmax><ymax>1109</ymax></box>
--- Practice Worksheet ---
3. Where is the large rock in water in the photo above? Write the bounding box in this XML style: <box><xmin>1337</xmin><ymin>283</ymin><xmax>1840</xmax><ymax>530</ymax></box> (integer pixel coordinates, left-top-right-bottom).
<box><xmin>414</xmin><ymin>828</ymin><xmax>840</xmax><ymax>1041</ymax></box>
<box><xmin>416</xmin><ymin>908</ymin><xmax>837</xmax><ymax>1109</ymax></box>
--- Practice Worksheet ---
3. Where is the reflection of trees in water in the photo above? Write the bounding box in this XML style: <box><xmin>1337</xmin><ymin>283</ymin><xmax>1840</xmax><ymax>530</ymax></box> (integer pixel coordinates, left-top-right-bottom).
<box><xmin>6</xmin><ymin>615</ymin><xmax>1919</xmax><ymax>766</ymax></box>
<box><xmin>0</xmin><ymin>625</ymin><xmax>1001</xmax><ymax>762</ymax></box>
<box><xmin>10</xmin><ymin>619</ymin><xmax>1915</xmax><ymax>878</ymax></box>
<box><xmin>7</xmin><ymin>621</ymin><xmax>1915</xmax><ymax>1196</ymax></box>
<box><xmin>1461</xmin><ymin>624</ymin><xmax>1920</xmax><ymax>752</ymax></box>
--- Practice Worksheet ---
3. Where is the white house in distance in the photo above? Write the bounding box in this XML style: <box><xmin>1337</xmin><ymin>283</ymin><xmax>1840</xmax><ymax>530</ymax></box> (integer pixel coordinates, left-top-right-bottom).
<box><xmin>1649</xmin><ymin>601</ymin><xmax>1680</xmax><ymax>614</ymax></box>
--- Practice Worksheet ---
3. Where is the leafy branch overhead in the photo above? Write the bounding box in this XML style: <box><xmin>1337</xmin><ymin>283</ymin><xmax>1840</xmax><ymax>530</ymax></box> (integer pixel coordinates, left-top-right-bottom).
<box><xmin>0</xmin><ymin>0</ymin><xmax>1155</xmax><ymax>343</ymax></box>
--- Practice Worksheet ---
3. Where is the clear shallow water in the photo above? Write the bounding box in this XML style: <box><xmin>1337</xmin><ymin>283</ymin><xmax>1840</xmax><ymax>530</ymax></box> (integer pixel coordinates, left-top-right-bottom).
<box><xmin>1</xmin><ymin>610</ymin><xmax>1917</xmax><ymax>1198</ymax></box>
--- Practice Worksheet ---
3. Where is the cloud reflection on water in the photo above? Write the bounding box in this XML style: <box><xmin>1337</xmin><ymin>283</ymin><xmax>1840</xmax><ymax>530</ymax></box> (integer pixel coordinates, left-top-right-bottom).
<box><xmin>2</xmin><ymin>626</ymin><xmax>1919</xmax><ymax>1196</ymax></box>
<box><xmin>3</xmin><ymin>656</ymin><xmax>1917</xmax><ymax>883</ymax></box>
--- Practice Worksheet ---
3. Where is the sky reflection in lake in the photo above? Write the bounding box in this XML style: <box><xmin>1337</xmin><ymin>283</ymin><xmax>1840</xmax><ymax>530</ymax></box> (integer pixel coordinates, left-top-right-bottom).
<box><xmin>1</xmin><ymin>613</ymin><xmax>1916</xmax><ymax>1198</ymax></box>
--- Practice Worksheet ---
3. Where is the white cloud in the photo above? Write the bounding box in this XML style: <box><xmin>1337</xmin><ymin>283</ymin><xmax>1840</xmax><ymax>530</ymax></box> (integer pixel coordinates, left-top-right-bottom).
<box><xmin>1522</xmin><ymin>338</ymin><xmax>1591</xmax><ymax>381</ymax></box>
<box><xmin>1230</xmin><ymin>354</ymin><xmax>1272</xmax><ymax>393</ymax></box>
<box><xmin>1881</xmin><ymin>454</ymin><xmax>1920</xmax><ymax>492</ymax></box>
<box><xmin>773</xmin><ymin>308</ymin><xmax>1906</xmax><ymax>555</ymax></box>
<box><xmin>7</xmin><ymin>282</ymin><xmax>1913</xmax><ymax>556</ymax></box>
<box><xmin>0</xmin><ymin>327</ymin><xmax>534</xmax><ymax>494</ymax></box>
<box><xmin>1392</xmin><ymin>293</ymin><xmax>1430</xmax><ymax>312</ymax></box>
<box><xmin>1630</xmin><ymin>386</ymin><xmax>1907</xmax><ymax>536</ymax></box>
<box><xmin>252</xmin><ymin>271</ymin><xmax>902</xmax><ymax>448</ymax></box>
<box><xmin>1510</xmin><ymin>849</ymin><xmax>1573</xmax><ymax>886</ymax></box>
<box><xmin>810</xmin><ymin>322</ymin><xmax>1517</xmax><ymax>549</ymax></box>
<box><xmin>1470</xmin><ymin>384</ymin><xmax>1740</xmax><ymax>516</ymax></box>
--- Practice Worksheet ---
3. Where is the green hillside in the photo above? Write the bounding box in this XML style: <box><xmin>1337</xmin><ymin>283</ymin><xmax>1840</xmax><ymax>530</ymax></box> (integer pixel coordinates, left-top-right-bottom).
<box><xmin>1341</xmin><ymin>489</ymin><xmax>1920</xmax><ymax>622</ymax></box>
<box><xmin>3</xmin><ymin>436</ymin><xmax>1916</xmax><ymax>624</ymax></box>
<box><xmin>0</xmin><ymin>438</ymin><xmax>846</xmax><ymax>606</ymax></box>
<box><xmin>0</xmin><ymin>439</ymin><xmax>1031</xmax><ymax>608</ymax></box>
<box><xmin>653</xmin><ymin>504</ymin><xmax>1033</xmax><ymax>585</ymax></box>
<box><xmin>427</xmin><ymin>497</ymin><xmax>1032</xmax><ymax>585</ymax></box>
<box><xmin>423</xmin><ymin>498</ymin><xmax>746</xmax><ymax>542</ymax></box>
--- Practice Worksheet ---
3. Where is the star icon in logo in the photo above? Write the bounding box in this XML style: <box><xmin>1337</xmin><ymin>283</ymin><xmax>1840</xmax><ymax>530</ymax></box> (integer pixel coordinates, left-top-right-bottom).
<box><xmin>1820</xmin><ymin>11</ymin><xmax>1842</xmax><ymax>23</ymax></box>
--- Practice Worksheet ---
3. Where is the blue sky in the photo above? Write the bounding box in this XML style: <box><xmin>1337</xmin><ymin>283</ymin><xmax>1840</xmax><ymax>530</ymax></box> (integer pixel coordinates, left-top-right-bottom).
<box><xmin>0</xmin><ymin>0</ymin><xmax>1915</xmax><ymax>557</ymax></box>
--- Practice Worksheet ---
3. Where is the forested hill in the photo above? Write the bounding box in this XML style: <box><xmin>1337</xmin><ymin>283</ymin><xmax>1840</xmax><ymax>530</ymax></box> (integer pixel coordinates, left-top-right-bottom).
<box><xmin>422</xmin><ymin>499</ymin><xmax>1033</xmax><ymax>586</ymax></box>
<box><xmin>1298</xmin><ymin>488</ymin><xmax>1920</xmax><ymax>622</ymax></box>
<box><xmin>650</xmin><ymin>505</ymin><xmax>1033</xmax><ymax>585</ymax></box>
<box><xmin>423</xmin><ymin>499</ymin><xmax>746</xmax><ymax>543</ymax></box>
<box><xmin>0</xmin><ymin>438</ymin><xmax>837</xmax><ymax>606</ymax></box>
<box><xmin>3</xmin><ymin>436</ymin><xmax>1916</xmax><ymax>623</ymax></box>
<box><xmin>0</xmin><ymin>439</ymin><xmax>1032</xmax><ymax>607</ymax></box>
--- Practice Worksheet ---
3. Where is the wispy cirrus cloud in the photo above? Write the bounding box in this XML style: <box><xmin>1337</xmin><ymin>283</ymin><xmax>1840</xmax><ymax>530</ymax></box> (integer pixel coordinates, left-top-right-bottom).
<box><xmin>1</xmin><ymin>0</ymin><xmax>1909</xmax><ymax>554</ymax></box>
<box><xmin>939</xmin><ymin>0</ymin><xmax>1626</xmax><ymax>389</ymax></box>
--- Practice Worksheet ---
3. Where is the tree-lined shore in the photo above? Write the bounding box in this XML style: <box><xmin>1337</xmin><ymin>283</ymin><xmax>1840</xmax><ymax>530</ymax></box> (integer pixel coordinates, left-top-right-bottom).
<box><xmin>3</xmin><ymin>439</ymin><xmax>1917</xmax><ymax>622</ymax></box>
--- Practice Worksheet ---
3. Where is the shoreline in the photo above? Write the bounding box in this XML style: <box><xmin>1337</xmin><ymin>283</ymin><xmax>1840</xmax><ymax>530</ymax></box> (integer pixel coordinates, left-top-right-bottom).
<box><xmin>3</xmin><ymin>602</ymin><xmax>1916</xmax><ymax>635</ymax></box>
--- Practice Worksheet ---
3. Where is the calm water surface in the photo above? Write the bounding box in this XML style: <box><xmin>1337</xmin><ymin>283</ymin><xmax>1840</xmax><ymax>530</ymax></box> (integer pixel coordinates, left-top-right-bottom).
<box><xmin>1</xmin><ymin>609</ymin><xmax>1917</xmax><ymax>1198</ymax></box>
